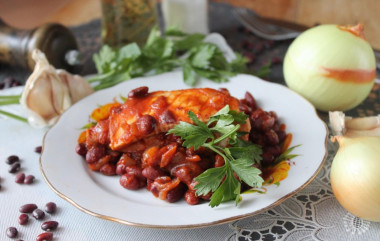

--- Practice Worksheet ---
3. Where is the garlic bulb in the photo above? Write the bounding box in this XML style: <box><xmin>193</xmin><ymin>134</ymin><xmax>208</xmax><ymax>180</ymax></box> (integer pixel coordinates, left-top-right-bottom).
<box><xmin>20</xmin><ymin>49</ymin><xmax>93</xmax><ymax>128</ymax></box>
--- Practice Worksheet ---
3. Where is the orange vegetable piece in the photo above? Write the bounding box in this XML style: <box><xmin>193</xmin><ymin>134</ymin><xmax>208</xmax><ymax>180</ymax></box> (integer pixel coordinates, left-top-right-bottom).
<box><xmin>91</xmin><ymin>102</ymin><xmax>121</xmax><ymax>122</ymax></box>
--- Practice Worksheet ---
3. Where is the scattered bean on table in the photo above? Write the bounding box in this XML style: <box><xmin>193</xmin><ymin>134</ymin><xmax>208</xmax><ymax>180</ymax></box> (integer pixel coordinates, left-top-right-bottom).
<box><xmin>44</xmin><ymin>202</ymin><xmax>57</xmax><ymax>214</ymax></box>
<box><xmin>32</xmin><ymin>209</ymin><xmax>45</xmax><ymax>220</ymax></box>
<box><xmin>6</xmin><ymin>227</ymin><xmax>18</xmax><ymax>238</ymax></box>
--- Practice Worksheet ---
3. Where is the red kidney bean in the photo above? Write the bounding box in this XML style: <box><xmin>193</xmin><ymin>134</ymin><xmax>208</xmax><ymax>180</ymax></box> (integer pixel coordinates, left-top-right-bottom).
<box><xmin>116</xmin><ymin>154</ymin><xmax>137</xmax><ymax>175</ymax></box>
<box><xmin>6</xmin><ymin>227</ymin><xmax>18</xmax><ymax>238</ymax></box>
<box><xmin>239</xmin><ymin>101</ymin><xmax>251</xmax><ymax>115</ymax></box>
<box><xmin>19</xmin><ymin>213</ymin><xmax>29</xmax><ymax>225</ymax></box>
<box><xmin>8</xmin><ymin>162</ymin><xmax>21</xmax><ymax>173</ymax></box>
<box><xmin>20</xmin><ymin>203</ymin><xmax>38</xmax><ymax>213</ymax></box>
<box><xmin>35</xmin><ymin>146</ymin><xmax>42</xmax><ymax>153</ymax></box>
<box><xmin>166</xmin><ymin>183</ymin><xmax>186</xmax><ymax>203</ymax></box>
<box><xmin>218</xmin><ymin>87</ymin><xmax>230</xmax><ymax>95</ymax></box>
<box><xmin>15</xmin><ymin>172</ymin><xmax>25</xmax><ymax>183</ymax></box>
<box><xmin>75</xmin><ymin>143</ymin><xmax>87</xmax><ymax>156</ymax></box>
<box><xmin>136</xmin><ymin>115</ymin><xmax>156</xmax><ymax>135</ymax></box>
<box><xmin>24</xmin><ymin>175</ymin><xmax>35</xmax><ymax>184</ymax></box>
<box><xmin>159</xmin><ymin>109</ymin><xmax>176</xmax><ymax>124</ymax></box>
<box><xmin>120</xmin><ymin>174</ymin><xmax>142</xmax><ymax>190</ymax></box>
<box><xmin>41</xmin><ymin>221</ymin><xmax>59</xmax><ymax>231</ymax></box>
<box><xmin>244</xmin><ymin>92</ymin><xmax>257</xmax><ymax>110</ymax></box>
<box><xmin>265</xmin><ymin>130</ymin><xmax>279</xmax><ymax>145</ymax></box>
<box><xmin>85</xmin><ymin>145</ymin><xmax>106</xmax><ymax>163</ymax></box>
<box><xmin>125</xmin><ymin>165</ymin><xmax>145</xmax><ymax>179</ymax></box>
<box><xmin>185</xmin><ymin>190</ymin><xmax>200</xmax><ymax>205</ymax></box>
<box><xmin>142</xmin><ymin>166</ymin><xmax>166</xmax><ymax>180</ymax></box>
<box><xmin>45</xmin><ymin>202</ymin><xmax>57</xmax><ymax>214</ymax></box>
<box><xmin>173</xmin><ymin>164</ymin><xmax>203</xmax><ymax>185</ymax></box>
<box><xmin>6</xmin><ymin>155</ymin><xmax>19</xmax><ymax>164</ymax></box>
<box><xmin>261</xmin><ymin>116</ymin><xmax>276</xmax><ymax>131</ymax></box>
<box><xmin>32</xmin><ymin>209</ymin><xmax>45</xmax><ymax>220</ymax></box>
<box><xmin>262</xmin><ymin>152</ymin><xmax>274</xmax><ymax>166</ymax></box>
<box><xmin>277</xmin><ymin>130</ymin><xmax>287</xmax><ymax>142</ymax></box>
<box><xmin>100</xmin><ymin>163</ymin><xmax>116</xmax><ymax>176</ymax></box>
<box><xmin>36</xmin><ymin>232</ymin><xmax>53</xmax><ymax>241</ymax></box>
<box><xmin>264</xmin><ymin>146</ymin><xmax>282</xmax><ymax>157</ymax></box>
<box><xmin>128</xmin><ymin>86</ymin><xmax>148</xmax><ymax>98</ymax></box>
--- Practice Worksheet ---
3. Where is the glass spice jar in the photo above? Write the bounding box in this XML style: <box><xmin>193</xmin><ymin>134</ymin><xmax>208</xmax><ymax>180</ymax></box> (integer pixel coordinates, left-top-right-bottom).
<box><xmin>100</xmin><ymin>0</ymin><xmax>158</xmax><ymax>48</ymax></box>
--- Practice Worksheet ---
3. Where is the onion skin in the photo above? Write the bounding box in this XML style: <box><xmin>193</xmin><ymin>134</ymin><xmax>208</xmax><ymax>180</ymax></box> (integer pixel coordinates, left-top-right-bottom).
<box><xmin>330</xmin><ymin>136</ymin><xmax>380</xmax><ymax>221</ymax></box>
<box><xmin>284</xmin><ymin>24</ymin><xmax>376</xmax><ymax>112</ymax></box>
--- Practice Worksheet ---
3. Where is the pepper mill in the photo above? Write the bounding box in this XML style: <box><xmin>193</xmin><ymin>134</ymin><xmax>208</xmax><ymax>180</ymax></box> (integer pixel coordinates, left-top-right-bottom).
<box><xmin>0</xmin><ymin>22</ymin><xmax>80</xmax><ymax>73</ymax></box>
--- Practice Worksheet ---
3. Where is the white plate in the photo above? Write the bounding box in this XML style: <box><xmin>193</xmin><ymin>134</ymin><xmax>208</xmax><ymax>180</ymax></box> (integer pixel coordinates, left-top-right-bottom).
<box><xmin>40</xmin><ymin>72</ymin><xmax>328</xmax><ymax>229</ymax></box>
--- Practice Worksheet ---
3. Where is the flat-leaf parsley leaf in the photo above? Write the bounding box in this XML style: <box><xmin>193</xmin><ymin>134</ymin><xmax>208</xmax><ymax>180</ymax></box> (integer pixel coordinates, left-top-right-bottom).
<box><xmin>168</xmin><ymin>105</ymin><xmax>264</xmax><ymax>207</ymax></box>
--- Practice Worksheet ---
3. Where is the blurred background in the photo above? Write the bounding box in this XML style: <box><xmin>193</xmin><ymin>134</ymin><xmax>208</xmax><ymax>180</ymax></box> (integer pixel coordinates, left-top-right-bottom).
<box><xmin>0</xmin><ymin>0</ymin><xmax>379</xmax><ymax>87</ymax></box>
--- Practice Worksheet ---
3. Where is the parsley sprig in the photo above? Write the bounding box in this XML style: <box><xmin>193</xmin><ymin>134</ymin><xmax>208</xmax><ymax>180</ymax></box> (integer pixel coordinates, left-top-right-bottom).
<box><xmin>89</xmin><ymin>27</ymin><xmax>250</xmax><ymax>90</ymax></box>
<box><xmin>168</xmin><ymin>105</ymin><xmax>264</xmax><ymax>207</ymax></box>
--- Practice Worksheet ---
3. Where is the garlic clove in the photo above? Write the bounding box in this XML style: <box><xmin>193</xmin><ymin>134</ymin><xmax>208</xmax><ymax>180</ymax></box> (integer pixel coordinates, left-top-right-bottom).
<box><xmin>345</xmin><ymin>115</ymin><xmax>380</xmax><ymax>130</ymax></box>
<box><xmin>329</xmin><ymin>111</ymin><xmax>380</xmax><ymax>138</ymax></box>
<box><xmin>57</xmin><ymin>69</ymin><xmax>93</xmax><ymax>104</ymax></box>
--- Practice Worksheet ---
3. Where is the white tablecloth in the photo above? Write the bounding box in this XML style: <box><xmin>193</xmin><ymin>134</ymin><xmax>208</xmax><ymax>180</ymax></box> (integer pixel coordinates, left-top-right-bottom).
<box><xmin>1</xmin><ymin>87</ymin><xmax>380</xmax><ymax>241</ymax></box>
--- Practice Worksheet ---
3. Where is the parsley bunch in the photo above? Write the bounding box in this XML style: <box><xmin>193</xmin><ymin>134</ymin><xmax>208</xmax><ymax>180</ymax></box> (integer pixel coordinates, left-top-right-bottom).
<box><xmin>168</xmin><ymin>105</ymin><xmax>264</xmax><ymax>207</ymax></box>
<box><xmin>89</xmin><ymin>27</ymin><xmax>249</xmax><ymax>90</ymax></box>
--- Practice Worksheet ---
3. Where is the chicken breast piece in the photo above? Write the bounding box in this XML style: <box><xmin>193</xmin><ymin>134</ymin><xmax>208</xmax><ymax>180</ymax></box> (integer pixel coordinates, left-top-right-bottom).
<box><xmin>105</xmin><ymin>87</ymin><xmax>249</xmax><ymax>151</ymax></box>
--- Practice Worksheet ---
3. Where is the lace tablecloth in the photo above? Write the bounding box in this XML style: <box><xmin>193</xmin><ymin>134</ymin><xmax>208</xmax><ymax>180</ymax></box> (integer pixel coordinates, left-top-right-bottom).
<box><xmin>1</xmin><ymin>86</ymin><xmax>380</xmax><ymax>241</ymax></box>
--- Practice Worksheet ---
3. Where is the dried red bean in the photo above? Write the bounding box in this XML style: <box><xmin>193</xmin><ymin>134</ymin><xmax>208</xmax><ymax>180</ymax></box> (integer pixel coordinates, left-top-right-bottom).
<box><xmin>136</xmin><ymin>115</ymin><xmax>156</xmax><ymax>135</ymax></box>
<box><xmin>120</xmin><ymin>173</ymin><xmax>141</xmax><ymax>190</ymax></box>
<box><xmin>6</xmin><ymin>227</ymin><xmax>18</xmax><ymax>238</ymax></box>
<box><xmin>85</xmin><ymin>145</ymin><xmax>106</xmax><ymax>163</ymax></box>
<box><xmin>166</xmin><ymin>183</ymin><xmax>186</xmax><ymax>203</ymax></box>
<box><xmin>41</xmin><ymin>221</ymin><xmax>59</xmax><ymax>231</ymax></box>
<box><xmin>6</xmin><ymin>155</ymin><xmax>19</xmax><ymax>164</ymax></box>
<box><xmin>75</xmin><ymin>143</ymin><xmax>87</xmax><ymax>156</ymax></box>
<box><xmin>262</xmin><ymin>152</ymin><xmax>274</xmax><ymax>166</ymax></box>
<box><xmin>125</xmin><ymin>165</ymin><xmax>145</xmax><ymax>179</ymax></box>
<box><xmin>100</xmin><ymin>163</ymin><xmax>116</xmax><ymax>176</ymax></box>
<box><xmin>24</xmin><ymin>175</ymin><xmax>35</xmax><ymax>184</ymax></box>
<box><xmin>159</xmin><ymin>109</ymin><xmax>176</xmax><ymax>124</ymax></box>
<box><xmin>265</xmin><ymin>130</ymin><xmax>279</xmax><ymax>145</ymax></box>
<box><xmin>32</xmin><ymin>209</ymin><xmax>45</xmax><ymax>220</ymax></box>
<box><xmin>261</xmin><ymin>116</ymin><xmax>276</xmax><ymax>131</ymax></box>
<box><xmin>142</xmin><ymin>166</ymin><xmax>166</xmax><ymax>180</ymax></box>
<box><xmin>45</xmin><ymin>202</ymin><xmax>57</xmax><ymax>214</ymax></box>
<box><xmin>128</xmin><ymin>86</ymin><xmax>148</xmax><ymax>98</ymax></box>
<box><xmin>35</xmin><ymin>146</ymin><xmax>42</xmax><ymax>153</ymax></box>
<box><xmin>19</xmin><ymin>213</ymin><xmax>29</xmax><ymax>225</ymax></box>
<box><xmin>185</xmin><ymin>190</ymin><xmax>200</xmax><ymax>205</ymax></box>
<box><xmin>15</xmin><ymin>172</ymin><xmax>25</xmax><ymax>184</ymax></box>
<box><xmin>8</xmin><ymin>162</ymin><xmax>21</xmax><ymax>173</ymax></box>
<box><xmin>244</xmin><ymin>92</ymin><xmax>257</xmax><ymax>110</ymax></box>
<box><xmin>20</xmin><ymin>203</ymin><xmax>38</xmax><ymax>213</ymax></box>
<box><xmin>36</xmin><ymin>232</ymin><xmax>53</xmax><ymax>241</ymax></box>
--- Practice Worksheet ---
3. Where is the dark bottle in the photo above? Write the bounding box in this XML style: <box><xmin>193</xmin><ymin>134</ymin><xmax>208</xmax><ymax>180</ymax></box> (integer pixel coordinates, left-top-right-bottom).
<box><xmin>0</xmin><ymin>22</ymin><xmax>80</xmax><ymax>73</ymax></box>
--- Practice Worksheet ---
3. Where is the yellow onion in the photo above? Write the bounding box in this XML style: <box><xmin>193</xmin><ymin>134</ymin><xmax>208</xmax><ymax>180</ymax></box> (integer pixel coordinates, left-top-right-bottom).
<box><xmin>329</xmin><ymin>112</ymin><xmax>380</xmax><ymax>221</ymax></box>
<box><xmin>284</xmin><ymin>24</ymin><xmax>376</xmax><ymax>111</ymax></box>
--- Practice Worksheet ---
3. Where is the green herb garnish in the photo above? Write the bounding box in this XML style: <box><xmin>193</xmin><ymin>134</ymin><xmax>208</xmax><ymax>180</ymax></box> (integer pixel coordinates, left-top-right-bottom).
<box><xmin>89</xmin><ymin>27</ymin><xmax>249</xmax><ymax>90</ymax></box>
<box><xmin>168</xmin><ymin>105</ymin><xmax>264</xmax><ymax>207</ymax></box>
